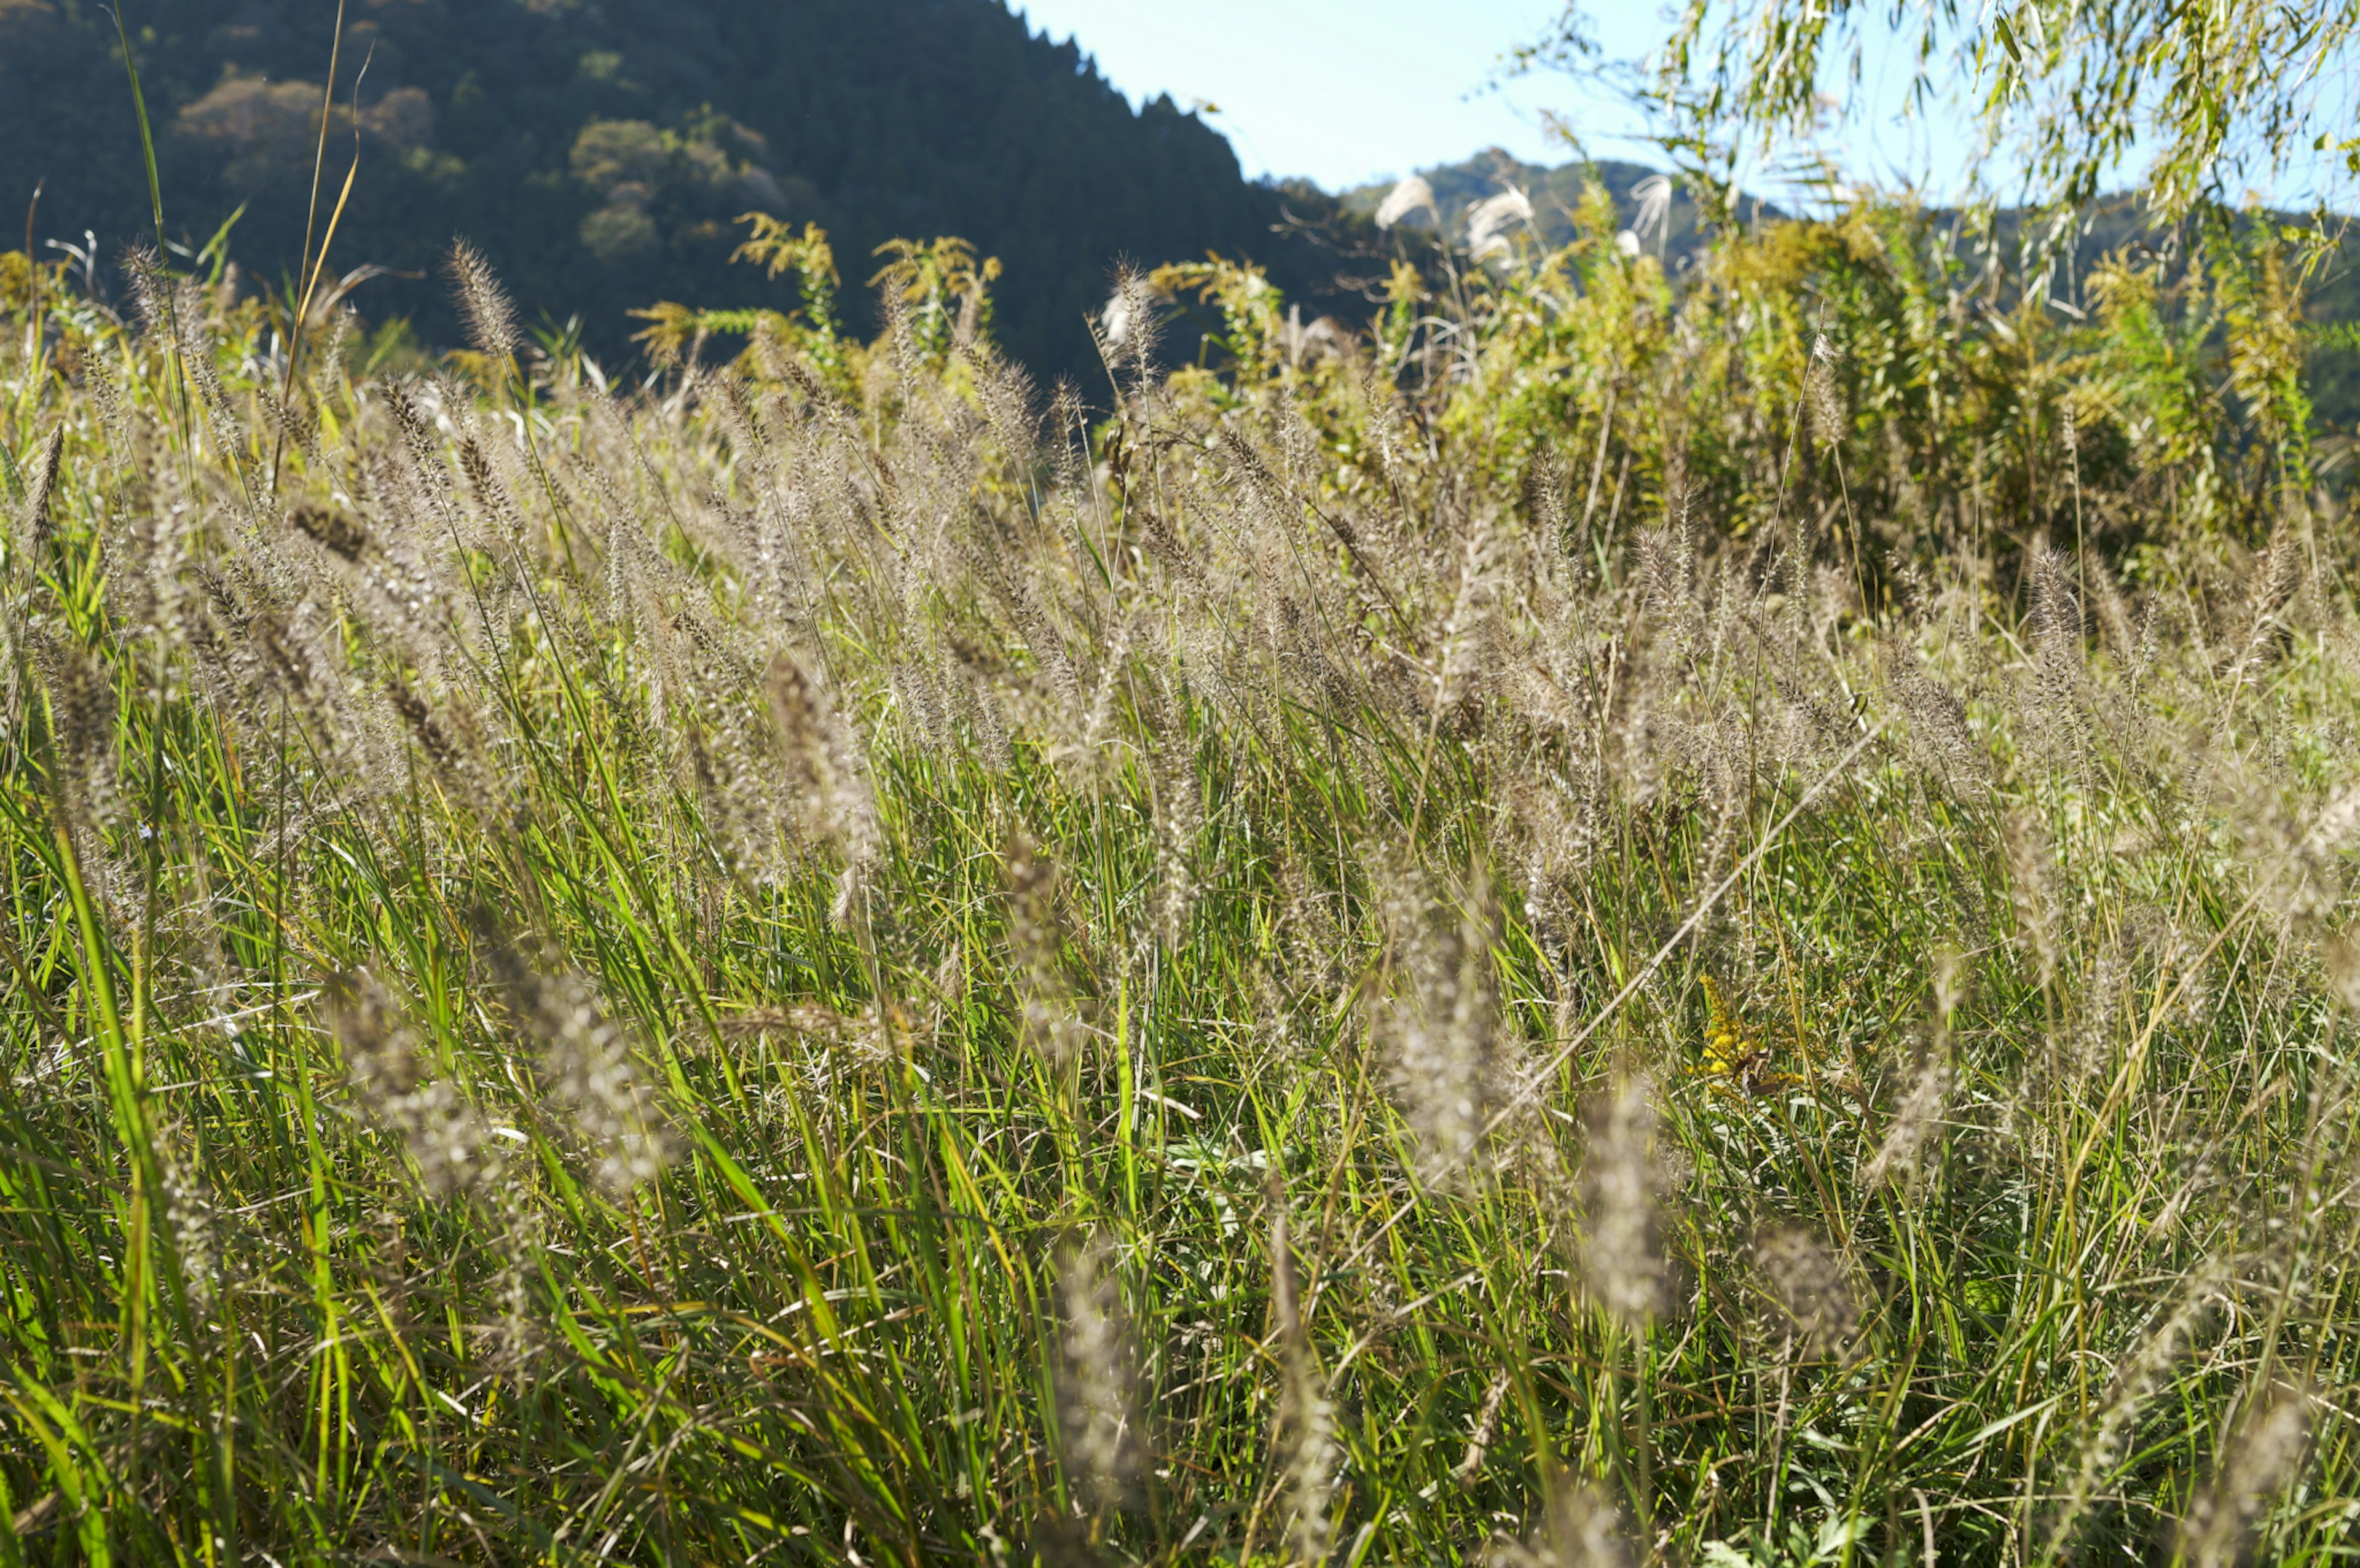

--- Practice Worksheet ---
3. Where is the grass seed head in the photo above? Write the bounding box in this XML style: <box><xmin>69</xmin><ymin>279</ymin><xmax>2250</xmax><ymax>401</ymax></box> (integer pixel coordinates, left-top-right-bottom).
<box><xmin>1054</xmin><ymin>1231</ymin><xmax>1143</xmax><ymax>1508</ymax></box>
<box><xmin>2004</xmin><ymin>807</ymin><xmax>2061</xmax><ymax>989</ymax></box>
<box><xmin>18</xmin><ymin>424</ymin><xmax>64</xmax><ymax>566</ymax></box>
<box><xmin>329</xmin><ymin>969</ymin><xmax>500</xmax><ymax>1199</ymax></box>
<box><xmin>478</xmin><ymin>933</ymin><xmax>673</xmax><ymax>1198</ymax></box>
<box><xmin>33</xmin><ymin>627</ymin><xmax>124</xmax><ymax>839</ymax></box>
<box><xmin>1151</xmin><ymin>741</ymin><xmax>1203</xmax><ymax>952</ymax></box>
<box><xmin>1004</xmin><ymin>825</ymin><xmax>1085</xmax><ymax>1067</ymax></box>
<box><xmin>1486</xmin><ymin>1473</ymin><xmax>1633</xmax><ymax>1568</ymax></box>
<box><xmin>2050</xmin><ymin>1267</ymin><xmax>2227</xmax><ymax>1553</ymax></box>
<box><xmin>1860</xmin><ymin>1045</ymin><xmax>1953</xmax><ymax>1193</ymax></box>
<box><xmin>1579</xmin><ymin>1073</ymin><xmax>1666</xmax><ymax>1331</ymax></box>
<box><xmin>766</xmin><ymin>649</ymin><xmax>880</xmax><ymax>870</ymax></box>
<box><xmin>1754</xmin><ymin>1225</ymin><xmax>1858</xmax><ymax>1357</ymax></box>
<box><xmin>1377</xmin><ymin>864</ymin><xmax>1504</xmax><ymax>1190</ymax></box>
<box><xmin>448</xmin><ymin>240</ymin><xmax>522</xmax><ymax>364</ymax></box>
<box><xmin>157</xmin><ymin>1132</ymin><xmax>219</xmax><ymax>1317</ymax></box>
<box><xmin>1806</xmin><ymin>339</ymin><xmax>1847</xmax><ymax>450</ymax></box>
<box><xmin>2179</xmin><ymin>1381</ymin><xmax>2312</xmax><ymax>1568</ymax></box>
<box><xmin>2325</xmin><ymin>933</ymin><xmax>2360</xmax><ymax>1013</ymax></box>
<box><xmin>1267</xmin><ymin>1198</ymin><xmax>1337</xmax><ymax>1565</ymax></box>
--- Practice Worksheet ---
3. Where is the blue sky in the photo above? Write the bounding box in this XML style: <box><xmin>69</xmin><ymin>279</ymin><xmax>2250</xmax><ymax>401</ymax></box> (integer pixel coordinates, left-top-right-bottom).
<box><xmin>1007</xmin><ymin>2</ymin><xmax>2348</xmax><ymax>210</ymax></box>
<box><xmin>1012</xmin><ymin>0</ymin><xmax>1589</xmax><ymax>191</ymax></box>
<box><xmin>1007</xmin><ymin>0</ymin><xmax>1991</xmax><ymax>197</ymax></box>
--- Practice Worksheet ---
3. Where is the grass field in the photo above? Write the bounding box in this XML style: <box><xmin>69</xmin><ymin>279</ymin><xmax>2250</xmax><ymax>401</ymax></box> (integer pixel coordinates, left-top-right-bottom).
<box><xmin>3</xmin><ymin>235</ymin><xmax>2360</xmax><ymax>1566</ymax></box>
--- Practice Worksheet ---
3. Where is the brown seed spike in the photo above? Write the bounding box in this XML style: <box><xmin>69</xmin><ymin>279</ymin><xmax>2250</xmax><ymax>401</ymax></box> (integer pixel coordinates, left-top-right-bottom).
<box><xmin>289</xmin><ymin>501</ymin><xmax>369</xmax><ymax>562</ymax></box>
<box><xmin>22</xmin><ymin>425</ymin><xmax>64</xmax><ymax>558</ymax></box>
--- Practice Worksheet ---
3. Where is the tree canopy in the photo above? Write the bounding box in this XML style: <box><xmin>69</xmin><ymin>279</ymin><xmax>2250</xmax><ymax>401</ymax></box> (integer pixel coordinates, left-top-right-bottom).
<box><xmin>0</xmin><ymin>0</ymin><xmax>1373</xmax><ymax>380</ymax></box>
<box><xmin>1538</xmin><ymin>0</ymin><xmax>2360</xmax><ymax>222</ymax></box>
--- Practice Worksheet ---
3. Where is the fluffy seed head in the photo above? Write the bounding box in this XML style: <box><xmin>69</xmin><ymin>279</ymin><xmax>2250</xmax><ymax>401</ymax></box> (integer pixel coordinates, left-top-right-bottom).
<box><xmin>478</xmin><ymin>931</ymin><xmax>672</xmax><ymax>1197</ymax></box>
<box><xmin>1151</xmin><ymin>742</ymin><xmax>1203</xmax><ymax>952</ymax></box>
<box><xmin>1053</xmin><ymin>1232</ymin><xmax>1143</xmax><ymax>1508</ymax></box>
<box><xmin>2004</xmin><ymin>807</ymin><xmax>2061</xmax><ymax>988</ymax></box>
<box><xmin>157</xmin><ymin>1135</ymin><xmax>220</xmax><ymax>1315</ymax></box>
<box><xmin>2179</xmin><ymin>1381</ymin><xmax>2311</xmax><ymax>1568</ymax></box>
<box><xmin>2049</xmin><ymin>1268</ymin><xmax>2225</xmax><ymax>1554</ymax></box>
<box><xmin>1374</xmin><ymin>174</ymin><xmax>1437</xmax><ymax>231</ymax></box>
<box><xmin>1380</xmin><ymin>871</ymin><xmax>1501</xmax><ymax>1190</ymax></box>
<box><xmin>328</xmin><ymin>969</ymin><xmax>498</xmax><ymax>1199</ymax></box>
<box><xmin>1466</xmin><ymin>187</ymin><xmax>1534</xmax><ymax>263</ymax></box>
<box><xmin>2325</xmin><ymin>933</ymin><xmax>2360</xmax><ymax>1014</ymax></box>
<box><xmin>1860</xmin><ymin>1047</ymin><xmax>1953</xmax><ymax>1192</ymax></box>
<box><xmin>1268</xmin><ymin>1199</ymin><xmax>1336</xmax><ymax>1565</ymax></box>
<box><xmin>20</xmin><ymin>425</ymin><xmax>64</xmax><ymax>563</ymax></box>
<box><xmin>1579</xmin><ymin>1074</ymin><xmax>1666</xmax><ymax>1331</ymax></box>
<box><xmin>766</xmin><ymin>650</ymin><xmax>880</xmax><ymax>870</ymax></box>
<box><xmin>448</xmin><ymin>240</ymin><xmax>521</xmax><ymax>363</ymax></box>
<box><xmin>1487</xmin><ymin>1473</ymin><xmax>1633</xmax><ymax>1568</ymax></box>
<box><xmin>1755</xmin><ymin>1225</ymin><xmax>1858</xmax><ymax>1356</ymax></box>
<box><xmin>1004</xmin><ymin>826</ymin><xmax>1085</xmax><ymax>1066</ymax></box>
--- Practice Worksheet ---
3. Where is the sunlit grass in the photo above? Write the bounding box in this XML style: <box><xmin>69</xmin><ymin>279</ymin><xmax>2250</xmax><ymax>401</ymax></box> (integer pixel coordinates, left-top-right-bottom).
<box><xmin>1</xmin><ymin>231</ymin><xmax>2357</xmax><ymax>1568</ymax></box>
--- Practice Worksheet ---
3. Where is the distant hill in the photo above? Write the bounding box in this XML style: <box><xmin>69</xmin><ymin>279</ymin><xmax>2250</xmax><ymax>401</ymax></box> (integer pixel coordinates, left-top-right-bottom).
<box><xmin>0</xmin><ymin>0</ymin><xmax>1375</xmax><ymax>382</ymax></box>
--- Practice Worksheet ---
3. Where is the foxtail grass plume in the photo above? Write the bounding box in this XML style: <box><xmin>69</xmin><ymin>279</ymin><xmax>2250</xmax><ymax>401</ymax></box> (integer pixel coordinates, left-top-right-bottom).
<box><xmin>533</xmin><ymin>970</ymin><xmax>674</xmax><ymax>1196</ymax></box>
<box><xmin>1456</xmin><ymin>1372</ymin><xmax>1511</xmax><ymax>1485</ymax></box>
<box><xmin>449</xmin><ymin>240</ymin><xmax>522</xmax><ymax>364</ymax></box>
<box><xmin>1520</xmin><ymin>449</ymin><xmax>1566</xmax><ymax>541</ymax></box>
<box><xmin>1485</xmin><ymin>1472</ymin><xmax>1633</xmax><ymax>1568</ymax></box>
<box><xmin>2326</xmin><ymin>933</ymin><xmax>2360</xmax><ymax>1014</ymax></box>
<box><xmin>2024</xmin><ymin>545</ymin><xmax>2090</xmax><ymax>773</ymax></box>
<box><xmin>1754</xmin><ymin>1226</ymin><xmax>1858</xmax><ymax>1356</ymax></box>
<box><xmin>157</xmin><ymin>1133</ymin><xmax>220</xmax><ymax>1316</ymax></box>
<box><xmin>1151</xmin><ymin>742</ymin><xmax>1203</xmax><ymax>952</ymax></box>
<box><xmin>2048</xmin><ymin>1269</ymin><xmax>2227</xmax><ymax>1555</ymax></box>
<box><xmin>17</xmin><ymin>425</ymin><xmax>63</xmax><ymax>570</ymax></box>
<box><xmin>1806</xmin><ymin>334</ymin><xmax>1847</xmax><ymax>449</ymax></box>
<box><xmin>1053</xmin><ymin>1231</ymin><xmax>1143</xmax><ymax>1508</ymax></box>
<box><xmin>1859</xmin><ymin>1048</ymin><xmax>1951</xmax><ymax>1191</ymax></box>
<box><xmin>478</xmin><ymin>931</ymin><xmax>673</xmax><ymax>1198</ymax></box>
<box><xmin>1860</xmin><ymin>953</ymin><xmax>1962</xmax><ymax>1191</ymax></box>
<box><xmin>328</xmin><ymin>968</ymin><xmax>498</xmax><ymax>1198</ymax></box>
<box><xmin>1381</xmin><ymin>871</ymin><xmax>1502</xmax><ymax>1191</ymax></box>
<box><xmin>2004</xmin><ymin>807</ymin><xmax>2061</xmax><ymax>988</ymax></box>
<box><xmin>1269</xmin><ymin>1197</ymin><xmax>1337</xmax><ymax>1565</ymax></box>
<box><xmin>765</xmin><ymin>650</ymin><xmax>883</xmax><ymax>902</ymax></box>
<box><xmin>2178</xmin><ymin>1381</ymin><xmax>2311</xmax><ymax>1568</ymax></box>
<box><xmin>489</xmin><ymin>1186</ymin><xmax>546</xmax><ymax>1379</ymax></box>
<box><xmin>1004</xmin><ymin>826</ymin><xmax>1085</xmax><ymax>1067</ymax></box>
<box><xmin>1578</xmin><ymin>1074</ymin><xmax>1666</xmax><ymax>1331</ymax></box>
<box><xmin>2230</xmin><ymin>520</ymin><xmax>2303</xmax><ymax>682</ymax></box>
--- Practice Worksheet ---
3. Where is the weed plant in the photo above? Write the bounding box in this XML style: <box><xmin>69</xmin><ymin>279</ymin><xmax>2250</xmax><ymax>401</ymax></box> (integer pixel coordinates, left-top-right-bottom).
<box><xmin>2</xmin><ymin>197</ymin><xmax>2359</xmax><ymax>1566</ymax></box>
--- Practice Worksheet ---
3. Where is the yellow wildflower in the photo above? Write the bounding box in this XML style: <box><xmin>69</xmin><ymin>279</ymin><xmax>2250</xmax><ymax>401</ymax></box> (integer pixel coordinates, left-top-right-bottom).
<box><xmin>1698</xmin><ymin>974</ymin><xmax>1796</xmax><ymax>1097</ymax></box>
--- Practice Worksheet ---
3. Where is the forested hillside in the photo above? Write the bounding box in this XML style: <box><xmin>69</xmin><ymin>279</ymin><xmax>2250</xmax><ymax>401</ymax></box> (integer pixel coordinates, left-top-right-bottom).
<box><xmin>0</xmin><ymin>0</ymin><xmax>1372</xmax><ymax>378</ymax></box>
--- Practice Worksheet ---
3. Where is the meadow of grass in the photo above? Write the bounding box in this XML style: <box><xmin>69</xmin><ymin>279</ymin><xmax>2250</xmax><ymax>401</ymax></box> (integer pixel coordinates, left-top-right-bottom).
<box><xmin>2</xmin><ymin>211</ymin><xmax>2359</xmax><ymax>1568</ymax></box>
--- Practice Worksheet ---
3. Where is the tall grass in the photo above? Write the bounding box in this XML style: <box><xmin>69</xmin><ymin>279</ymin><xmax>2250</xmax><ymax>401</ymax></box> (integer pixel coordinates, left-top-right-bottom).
<box><xmin>1</xmin><ymin>207</ymin><xmax>2358</xmax><ymax>1567</ymax></box>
